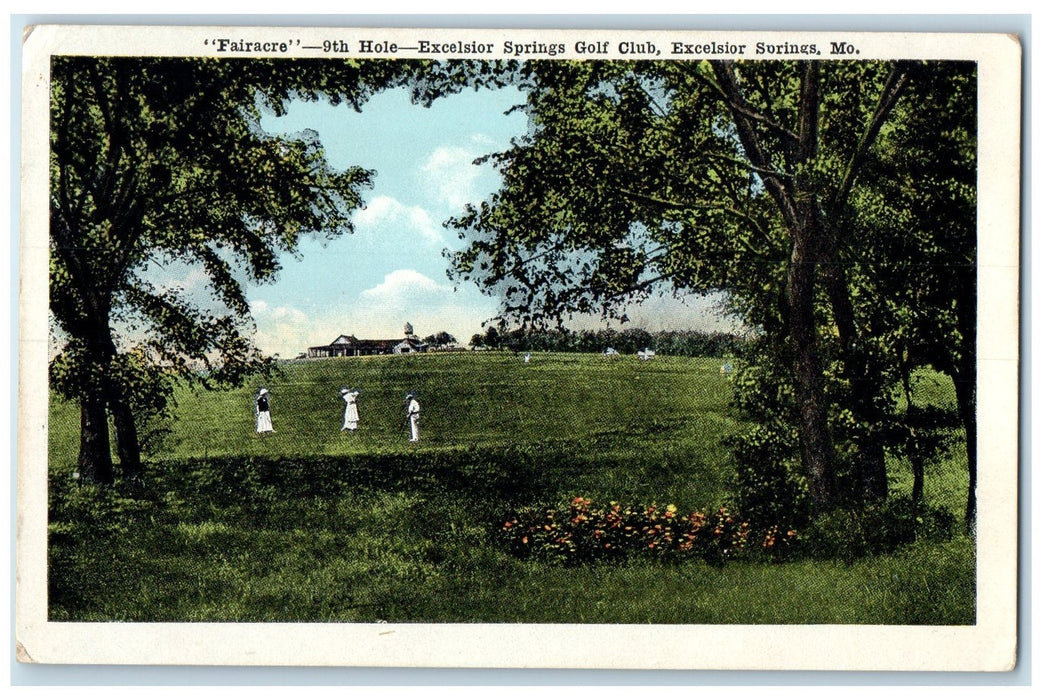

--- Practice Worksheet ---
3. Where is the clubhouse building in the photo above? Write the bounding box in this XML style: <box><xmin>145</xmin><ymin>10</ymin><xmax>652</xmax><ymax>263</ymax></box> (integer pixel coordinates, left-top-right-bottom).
<box><xmin>306</xmin><ymin>326</ymin><xmax>429</xmax><ymax>359</ymax></box>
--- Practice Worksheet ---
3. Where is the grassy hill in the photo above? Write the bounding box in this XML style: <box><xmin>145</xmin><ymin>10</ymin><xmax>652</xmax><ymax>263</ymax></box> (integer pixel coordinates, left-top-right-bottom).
<box><xmin>47</xmin><ymin>352</ymin><xmax>973</xmax><ymax>624</ymax></box>
<box><xmin>51</xmin><ymin>352</ymin><xmax>743</xmax><ymax>507</ymax></box>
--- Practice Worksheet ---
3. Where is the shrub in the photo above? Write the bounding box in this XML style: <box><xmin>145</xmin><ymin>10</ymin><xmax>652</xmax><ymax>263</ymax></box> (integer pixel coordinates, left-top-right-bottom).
<box><xmin>728</xmin><ymin>420</ymin><xmax>812</xmax><ymax>538</ymax></box>
<box><xmin>799</xmin><ymin>496</ymin><xmax>956</xmax><ymax>562</ymax></box>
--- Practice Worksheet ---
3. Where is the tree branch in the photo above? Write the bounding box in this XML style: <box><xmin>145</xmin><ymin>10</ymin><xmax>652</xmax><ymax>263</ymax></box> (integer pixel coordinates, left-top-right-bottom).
<box><xmin>684</xmin><ymin>61</ymin><xmax>801</xmax><ymax>146</ymax></box>
<box><xmin>709</xmin><ymin>60</ymin><xmax>799</xmax><ymax>231</ymax></box>
<box><xmin>829</xmin><ymin>61</ymin><xmax>914</xmax><ymax>218</ymax></box>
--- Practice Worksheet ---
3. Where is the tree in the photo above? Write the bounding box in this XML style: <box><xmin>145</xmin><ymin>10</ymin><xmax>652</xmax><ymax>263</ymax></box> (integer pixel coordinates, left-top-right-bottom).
<box><xmin>423</xmin><ymin>331</ymin><xmax>458</xmax><ymax>347</ymax></box>
<box><xmin>438</xmin><ymin>59</ymin><xmax>974</xmax><ymax>513</ymax></box>
<box><xmin>845</xmin><ymin>62</ymin><xmax>977</xmax><ymax>522</ymax></box>
<box><xmin>50</xmin><ymin>56</ymin><xmax>408</xmax><ymax>484</ymax></box>
<box><xmin>483</xmin><ymin>326</ymin><xmax>502</xmax><ymax>349</ymax></box>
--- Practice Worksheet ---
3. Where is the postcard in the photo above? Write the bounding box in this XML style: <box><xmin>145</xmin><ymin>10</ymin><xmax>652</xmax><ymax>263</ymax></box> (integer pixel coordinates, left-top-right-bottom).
<box><xmin>16</xmin><ymin>24</ymin><xmax>1021</xmax><ymax>669</ymax></box>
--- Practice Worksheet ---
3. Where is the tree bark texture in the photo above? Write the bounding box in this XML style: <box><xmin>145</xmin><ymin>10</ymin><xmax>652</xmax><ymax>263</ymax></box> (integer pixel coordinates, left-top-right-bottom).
<box><xmin>898</xmin><ymin>354</ymin><xmax>926</xmax><ymax>506</ymax></box>
<box><xmin>80</xmin><ymin>316</ymin><xmax>145</xmax><ymax>482</ymax></box>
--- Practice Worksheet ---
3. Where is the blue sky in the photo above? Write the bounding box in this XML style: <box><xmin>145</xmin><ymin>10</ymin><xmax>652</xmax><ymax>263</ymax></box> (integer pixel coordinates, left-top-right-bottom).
<box><xmin>245</xmin><ymin>86</ymin><xmax>525</xmax><ymax>356</ymax></box>
<box><xmin>237</xmin><ymin>83</ymin><xmax>738</xmax><ymax>357</ymax></box>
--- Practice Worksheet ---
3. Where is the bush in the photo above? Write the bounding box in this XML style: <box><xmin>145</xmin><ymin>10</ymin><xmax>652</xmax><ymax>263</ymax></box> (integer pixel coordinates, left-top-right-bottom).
<box><xmin>728</xmin><ymin>420</ymin><xmax>812</xmax><ymax>538</ymax></box>
<box><xmin>799</xmin><ymin>496</ymin><xmax>956</xmax><ymax>562</ymax></box>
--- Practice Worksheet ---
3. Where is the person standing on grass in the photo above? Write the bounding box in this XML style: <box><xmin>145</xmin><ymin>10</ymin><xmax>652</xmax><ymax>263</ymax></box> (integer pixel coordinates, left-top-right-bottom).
<box><xmin>255</xmin><ymin>388</ymin><xmax>274</xmax><ymax>435</ymax></box>
<box><xmin>340</xmin><ymin>387</ymin><xmax>360</xmax><ymax>431</ymax></box>
<box><xmin>405</xmin><ymin>393</ymin><xmax>421</xmax><ymax>442</ymax></box>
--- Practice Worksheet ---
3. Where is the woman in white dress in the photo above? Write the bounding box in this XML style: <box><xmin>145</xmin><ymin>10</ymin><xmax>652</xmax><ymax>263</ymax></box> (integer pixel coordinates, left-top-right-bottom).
<box><xmin>255</xmin><ymin>388</ymin><xmax>274</xmax><ymax>434</ymax></box>
<box><xmin>340</xmin><ymin>387</ymin><xmax>360</xmax><ymax>431</ymax></box>
<box><xmin>405</xmin><ymin>393</ymin><xmax>421</xmax><ymax>442</ymax></box>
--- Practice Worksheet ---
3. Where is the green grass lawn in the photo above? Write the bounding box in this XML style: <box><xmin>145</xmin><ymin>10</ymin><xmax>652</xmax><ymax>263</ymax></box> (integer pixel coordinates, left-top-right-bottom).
<box><xmin>47</xmin><ymin>352</ymin><xmax>973</xmax><ymax>624</ymax></box>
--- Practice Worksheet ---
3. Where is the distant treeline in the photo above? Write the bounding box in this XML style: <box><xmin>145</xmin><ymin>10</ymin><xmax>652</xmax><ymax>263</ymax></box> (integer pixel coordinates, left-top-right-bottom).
<box><xmin>471</xmin><ymin>327</ymin><xmax>750</xmax><ymax>358</ymax></box>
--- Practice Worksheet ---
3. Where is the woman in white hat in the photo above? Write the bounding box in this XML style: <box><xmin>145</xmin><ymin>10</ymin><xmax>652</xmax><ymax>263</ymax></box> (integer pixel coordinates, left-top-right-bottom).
<box><xmin>255</xmin><ymin>388</ymin><xmax>274</xmax><ymax>434</ymax></box>
<box><xmin>340</xmin><ymin>387</ymin><xmax>360</xmax><ymax>431</ymax></box>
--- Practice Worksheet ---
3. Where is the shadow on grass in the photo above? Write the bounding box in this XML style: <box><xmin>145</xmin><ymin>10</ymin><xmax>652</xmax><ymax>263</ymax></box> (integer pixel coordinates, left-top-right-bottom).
<box><xmin>150</xmin><ymin>443</ymin><xmax>567</xmax><ymax>517</ymax></box>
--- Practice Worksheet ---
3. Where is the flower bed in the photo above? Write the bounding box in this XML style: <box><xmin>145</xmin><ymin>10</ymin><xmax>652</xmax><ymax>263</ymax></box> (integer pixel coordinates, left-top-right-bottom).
<box><xmin>501</xmin><ymin>497</ymin><xmax>797</xmax><ymax>566</ymax></box>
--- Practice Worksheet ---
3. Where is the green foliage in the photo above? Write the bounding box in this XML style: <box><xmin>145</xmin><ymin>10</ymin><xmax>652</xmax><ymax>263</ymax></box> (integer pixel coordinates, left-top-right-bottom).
<box><xmin>728</xmin><ymin>419</ymin><xmax>810</xmax><ymax>536</ymax></box>
<box><xmin>422</xmin><ymin>330</ymin><xmax>457</xmax><ymax>347</ymax></box>
<box><xmin>723</xmin><ymin>339</ymin><xmax>811</xmax><ymax>534</ymax></box>
<box><xmin>49</xmin><ymin>57</ymin><xmax>391</xmax><ymax>373</ymax></box>
<box><xmin>49</xmin><ymin>56</ymin><xmax>419</xmax><ymax>478</ymax></box>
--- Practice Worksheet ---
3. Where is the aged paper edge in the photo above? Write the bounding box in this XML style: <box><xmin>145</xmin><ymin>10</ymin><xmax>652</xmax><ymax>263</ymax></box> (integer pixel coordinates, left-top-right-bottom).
<box><xmin>15</xmin><ymin>25</ymin><xmax>1022</xmax><ymax>670</ymax></box>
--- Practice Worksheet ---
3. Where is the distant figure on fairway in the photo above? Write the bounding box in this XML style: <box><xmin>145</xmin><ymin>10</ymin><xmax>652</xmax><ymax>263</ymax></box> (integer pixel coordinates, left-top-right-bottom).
<box><xmin>637</xmin><ymin>348</ymin><xmax>656</xmax><ymax>361</ymax></box>
<box><xmin>405</xmin><ymin>393</ymin><xmax>421</xmax><ymax>442</ymax></box>
<box><xmin>255</xmin><ymin>388</ymin><xmax>274</xmax><ymax>435</ymax></box>
<box><xmin>340</xmin><ymin>387</ymin><xmax>360</xmax><ymax>431</ymax></box>
<box><xmin>523</xmin><ymin>352</ymin><xmax>531</xmax><ymax>364</ymax></box>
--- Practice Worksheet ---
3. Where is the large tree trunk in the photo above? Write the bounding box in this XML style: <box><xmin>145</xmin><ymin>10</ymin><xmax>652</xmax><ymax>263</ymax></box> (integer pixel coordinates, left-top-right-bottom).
<box><xmin>787</xmin><ymin>204</ymin><xmax>835</xmax><ymax>511</ymax></box>
<box><xmin>855</xmin><ymin>397</ymin><xmax>889</xmax><ymax>501</ymax></box>
<box><xmin>77</xmin><ymin>391</ymin><xmax>113</xmax><ymax>485</ymax></box>
<box><xmin>85</xmin><ymin>317</ymin><xmax>145</xmax><ymax>483</ymax></box>
<box><xmin>712</xmin><ymin>60</ymin><xmax>866</xmax><ymax>512</ymax></box>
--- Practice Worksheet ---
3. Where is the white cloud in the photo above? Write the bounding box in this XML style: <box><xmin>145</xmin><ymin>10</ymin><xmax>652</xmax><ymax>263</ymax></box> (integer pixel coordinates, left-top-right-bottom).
<box><xmin>352</xmin><ymin>195</ymin><xmax>442</xmax><ymax>244</ymax></box>
<box><xmin>360</xmin><ymin>269</ymin><xmax>448</xmax><ymax>304</ymax></box>
<box><xmin>349</xmin><ymin>270</ymin><xmax>499</xmax><ymax>342</ymax></box>
<box><xmin>250</xmin><ymin>300</ymin><xmax>312</xmax><ymax>358</ymax></box>
<box><xmin>420</xmin><ymin>136</ymin><xmax>499</xmax><ymax>210</ymax></box>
